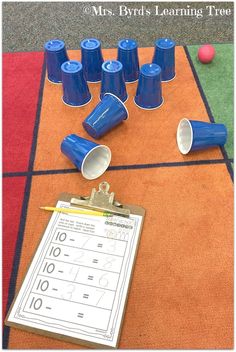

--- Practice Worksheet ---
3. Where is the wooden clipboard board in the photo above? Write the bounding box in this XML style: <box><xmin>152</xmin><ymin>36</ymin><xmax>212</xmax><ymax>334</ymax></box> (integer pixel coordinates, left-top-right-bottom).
<box><xmin>5</xmin><ymin>182</ymin><xmax>145</xmax><ymax>348</ymax></box>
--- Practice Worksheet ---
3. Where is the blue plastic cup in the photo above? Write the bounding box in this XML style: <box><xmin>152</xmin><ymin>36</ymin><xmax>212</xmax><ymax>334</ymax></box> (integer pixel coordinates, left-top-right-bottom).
<box><xmin>117</xmin><ymin>38</ymin><xmax>139</xmax><ymax>83</ymax></box>
<box><xmin>152</xmin><ymin>38</ymin><xmax>176</xmax><ymax>82</ymax></box>
<box><xmin>81</xmin><ymin>38</ymin><xmax>104</xmax><ymax>83</ymax></box>
<box><xmin>44</xmin><ymin>39</ymin><xmax>69</xmax><ymax>83</ymax></box>
<box><xmin>177</xmin><ymin>118</ymin><xmax>227</xmax><ymax>154</ymax></box>
<box><xmin>83</xmin><ymin>93</ymin><xmax>129</xmax><ymax>139</ymax></box>
<box><xmin>134</xmin><ymin>63</ymin><xmax>163</xmax><ymax>110</ymax></box>
<box><xmin>100</xmin><ymin>60</ymin><xmax>128</xmax><ymax>102</ymax></box>
<box><xmin>61</xmin><ymin>134</ymin><xmax>111</xmax><ymax>179</ymax></box>
<box><xmin>61</xmin><ymin>60</ymin><xmax>92</xmax><ymax>107</ymax></box>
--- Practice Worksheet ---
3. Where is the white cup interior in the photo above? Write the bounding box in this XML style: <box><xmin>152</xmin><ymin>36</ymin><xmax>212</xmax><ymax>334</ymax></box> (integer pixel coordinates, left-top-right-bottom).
<box><xmin>177</xmin><ymin>118</ymin><xmax>193</xmax><ymax>154</ymax></box>
<box><xmin>81</xmin><ymin>145</ymin><xmax>111</xmax><ymax>180</ymax></box>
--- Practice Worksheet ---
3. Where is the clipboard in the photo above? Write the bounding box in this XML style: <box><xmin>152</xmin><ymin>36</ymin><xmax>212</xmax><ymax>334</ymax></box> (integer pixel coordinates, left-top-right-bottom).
<box><xmin>5</xmin><ymin>182</ymin><xmax>145</xmax><ymax>348</ymax></box>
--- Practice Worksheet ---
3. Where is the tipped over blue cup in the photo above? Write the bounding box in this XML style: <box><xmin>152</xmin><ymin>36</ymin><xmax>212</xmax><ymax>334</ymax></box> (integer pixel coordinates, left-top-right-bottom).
<box><xmin>134</xmin><ymin>63</ymin><xmax>163</xmax><ymax>110</ymax></box>
<box><xmin>61</xmin><ymin>134</ymin><xmax>111</xmax><ymax>179</ymax></box>
<box><xmin>100</xmin><ymin>60</ymin><xmax>128</xmax><ymax>102</ymax></box>
<box><xmin>152</xmin><ymin>38</ymin><xmax>176</xmax><ymax>82</ymax></box>
<box><xmin>117</xmin><ymin>38</ymin><xmax>139</xmax><ymax>82</ymax></box>
<box><xmin>61</xmin><ymin>60</ymin><xmax>91</xmax><ymax>107</ymax></box>
<box><xmin>44</xmin><ymin>39</ymin><xmax>69</xmax><ymax>83</ymax></box>
<box><xmin>177</xmin><ymin>118</ymin><xmax>227</xmax><ymax>154</ymax></box>
<box><xmin>81</xmin><ymin>38</ymin><xmax>104</xmax><ymax>82</ymax></box>
<box><xmin>83</xmin><ymin>93</ymin><xmax>128</xmax><ymax>139</ymax></box>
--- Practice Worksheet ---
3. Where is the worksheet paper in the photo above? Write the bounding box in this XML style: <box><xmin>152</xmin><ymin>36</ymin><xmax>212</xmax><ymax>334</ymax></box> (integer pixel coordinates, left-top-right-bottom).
<box><xmin>7</xmin><ymin>200</ymin><xmax>143</xmax><ymax>348</ymax></box>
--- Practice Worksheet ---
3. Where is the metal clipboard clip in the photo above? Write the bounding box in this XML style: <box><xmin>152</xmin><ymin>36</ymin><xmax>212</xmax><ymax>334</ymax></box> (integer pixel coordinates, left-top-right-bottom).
<box><xmin>70</xmin><ymin>181</ymin><xmax>130</xmax><ymax>217</ymax></box>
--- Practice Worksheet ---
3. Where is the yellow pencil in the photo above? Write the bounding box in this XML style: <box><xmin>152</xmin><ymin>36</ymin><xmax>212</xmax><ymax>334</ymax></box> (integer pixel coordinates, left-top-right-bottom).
<box><xmin>40</xmin><ymin>206</ymin><xmax>111</xmax><ymax>217</ymax></box>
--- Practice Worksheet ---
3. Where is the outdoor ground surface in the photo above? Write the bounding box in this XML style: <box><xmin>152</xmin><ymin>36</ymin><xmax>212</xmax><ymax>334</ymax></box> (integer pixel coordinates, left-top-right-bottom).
<box><xmin>2</xmin><ymin>44</ymin><xmax>233</xmax><ymax>349</ymax></box>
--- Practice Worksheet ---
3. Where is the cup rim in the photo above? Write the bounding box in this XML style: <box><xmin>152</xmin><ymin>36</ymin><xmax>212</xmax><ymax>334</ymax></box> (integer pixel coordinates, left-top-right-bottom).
<box><xmin>81</xmin><ymin>145</ymin><xmax>111</xmax><ymax>180</ymax></box>
<box><xmin>162</xmin><ymin>74</ymin><xmax>176</xmax><ymax>82</ymax></box>
<box><xmin>61</xmin><ymin>95</ymin><xmax>92</xmax><ymax>107</ymax></box>
<box><xmin>133</xmin><ymin>97</ymin><xmax>164</xmax><ymax>110</ymax></box>
<box><xmin>176</xmin><ymin>118</ymin><xmax>193</xmax><ymax>155</ymax></box>
<box><xmin>87</xmin><ymin>79</ymin><xmax>102</xmax><ymax>83</ymax></box>
<box><xmin>104</xmin><ymin>93</ymin><xmax>129</xmax><ymax>120</ymax></box>
<box><xmin>47</xmin><ymin>76</ymin><xmax>62</xmax><ymax>84</ymax></box>
<box><xmin>125</xmin><ymin>78</ymin><xmax>139</xmax><ymax>84</ymax></box>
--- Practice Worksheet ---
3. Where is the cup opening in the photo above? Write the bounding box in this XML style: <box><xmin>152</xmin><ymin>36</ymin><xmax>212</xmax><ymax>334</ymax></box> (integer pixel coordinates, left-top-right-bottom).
<box><xmin>177</xmin><ymin>118</ymin><xmax>193</xmax><ymax>154</ymax></box>
<box><xmin>81</xmin><ymin>145</ymin><xmax>111</xmax><ymax>180</ymax></box>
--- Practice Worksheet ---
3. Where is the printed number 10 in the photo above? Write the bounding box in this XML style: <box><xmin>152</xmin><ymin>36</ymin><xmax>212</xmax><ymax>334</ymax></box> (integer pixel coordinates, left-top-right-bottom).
<box><xmin>55</xmin><ymin>232</ymin><xmax>67</xmax><ymax>242</ymax></box>
<box><xmin>29</xmin><ymin>297</ymin><xmax>42</xmax><ymax>310</ymax></box>
<box><xmin>49</xmin><ymin>246</ymin><xmax>61</xmax><ymax>257</ymax></box>
<box><xmin>36</xmin><ymin>279</ymin><xmax>49</xmax><ymax>292</ymax></box>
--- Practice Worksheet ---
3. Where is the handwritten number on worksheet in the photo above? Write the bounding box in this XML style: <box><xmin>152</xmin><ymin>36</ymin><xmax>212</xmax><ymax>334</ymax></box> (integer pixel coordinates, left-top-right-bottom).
<box><xmin>99</xmin><ymin>273</ymin><xmax>109</xmax><ymax>288</ymax></box>
<box><xmin>95</xmin><ymin>290</ymin><xmax>105</xmax><ymax>305</ymax></box>
<box><xmin>74</xmin><ymin>250</ymin><xmax>84</xmax><ymax>263</ymax></box>
<box><xmin>103</xmin><ymin>257</ymin><xmax>116</xmax><ymax>269</ymax></box>
<box><xmin>61</xmin><ymin>284</ymin><xmax>76</xmax><ymax>300</ymax></box>
<box><xmin>81</xmin><ymin>236</ymin><xmax>90</xmax><ymax>248</ymax></box>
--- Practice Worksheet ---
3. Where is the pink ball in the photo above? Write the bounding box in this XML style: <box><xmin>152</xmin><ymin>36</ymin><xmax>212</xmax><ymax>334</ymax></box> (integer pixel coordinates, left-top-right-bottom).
<box><xmin>198</xmin><ymin>44</ymin><xmax>215</xmax><ymax>64</ymax></box>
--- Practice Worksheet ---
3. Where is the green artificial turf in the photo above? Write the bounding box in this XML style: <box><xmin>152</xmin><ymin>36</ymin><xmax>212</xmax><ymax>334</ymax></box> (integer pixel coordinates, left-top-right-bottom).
<box><xmin>187</xmin><ymin>44</ymin><xmax>233</xmax><ymax>159</ymax></box>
